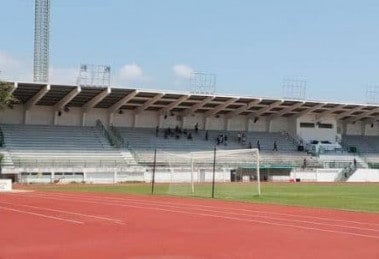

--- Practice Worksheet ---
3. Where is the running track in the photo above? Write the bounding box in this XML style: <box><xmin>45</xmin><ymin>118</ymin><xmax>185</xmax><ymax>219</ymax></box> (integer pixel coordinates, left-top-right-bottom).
<box><xmin>1</xmin><ymin>190</ymin><xmax>379</xmax><ymax>258</ymax></box>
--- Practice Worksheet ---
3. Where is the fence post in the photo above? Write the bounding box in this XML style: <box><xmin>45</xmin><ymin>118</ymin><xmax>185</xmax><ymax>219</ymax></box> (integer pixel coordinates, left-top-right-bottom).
<box><xmin>151</xmin><ymin>148</ymin><xmax>157</xmax><ymax>195</ymax></box>
<box><xmin>211</xmin><ymin>147</ymin><xmax>216</xmax><ymax>198</ymax></box>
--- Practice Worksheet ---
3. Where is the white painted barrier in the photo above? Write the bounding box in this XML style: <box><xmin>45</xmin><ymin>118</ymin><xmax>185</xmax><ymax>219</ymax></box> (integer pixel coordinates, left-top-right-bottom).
<box><xmin>0</xmin><ymin>179</ymin><xmax>12</xmax><ymax>192</ymax></box>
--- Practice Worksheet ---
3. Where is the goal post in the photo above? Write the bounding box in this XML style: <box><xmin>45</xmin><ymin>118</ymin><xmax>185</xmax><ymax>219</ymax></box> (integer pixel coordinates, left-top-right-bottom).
<box><xmin>152</xmin><ymin>148</ymin><xmax>261</xmax><ymax>197</ymax></box>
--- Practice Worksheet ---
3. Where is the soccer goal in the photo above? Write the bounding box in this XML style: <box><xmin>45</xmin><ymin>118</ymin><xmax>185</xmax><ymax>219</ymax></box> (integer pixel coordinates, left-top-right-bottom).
<box><xmin>151</xmin><ymin>148</ymin><xmax>261</xmax><ymax>198</ymax></box>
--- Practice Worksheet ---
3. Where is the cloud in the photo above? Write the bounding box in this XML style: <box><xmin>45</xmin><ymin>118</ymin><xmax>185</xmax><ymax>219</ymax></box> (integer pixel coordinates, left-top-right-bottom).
<box><xmin>172</xmin><ymin>64</ymin><xmax>194</xmax><ymax>79</ymax></box>
<box><xmin>50</xmin><ymin>67</ymin><xmax>78</xmax><ymax>85</ymax></box>
<box><xmin>118</xmin><ymin>64</ymin><xmax>144</xmax><ymax>81</ymax></box>
<box><xmin>0</xmin><ymin>50</ymin><xmax>32</xmax><ymax>81</ymax></box>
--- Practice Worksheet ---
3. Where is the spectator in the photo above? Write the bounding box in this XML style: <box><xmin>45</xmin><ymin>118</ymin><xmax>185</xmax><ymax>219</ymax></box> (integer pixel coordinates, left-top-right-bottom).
<box><xmin>188</xmin><ymin>132</ymin><xmax>193</xmax><ymax>140</ymax></box>
<box><xmin>241</xmin><ymin>133</ymin><xmax>246</xmax><ymax>145</ymax></box>
<box><xmin>353</xmin><ymin>158</ymin><xmax>357</xmax><ymax>168</ymax></box>
<box><xmin>303</xmin><ymin>158</ymin><xmax>307</xmax><ymax>169</ymax></box>
<box><xmin>224</xmin><ymin>135</ymin><xmax>228</xmax><ymax>143</ymax></box>
<box><xmin>237</xmin><ymin>133</ymin><xmax>241</xmax><ymax>143</ymax></box>
<box><xmin>175</xmin><ymin>125</ymin><xmax>179</xmax><ymax>134</ymax></box>
<box><xmin>205</xmin><ymin>130</ymin><xmax>209</xmax><ymax>141</ymax></box>
<box><xmin>249</xmin><ymin>142</ymin><xmax>252</xmax><ymax>149</ymax></box>
<box><xmin>155</xmin><ymin>125</ymin><xmax>159</xmax><ymax>137</ymax></box>
<box><xmin>273</xmin><ymin>141</ymin><xmax>278</xmax><ymax>151</ymax></box>
<box><xmin>195</xmin><ymin>123</ymin><xmax>199</xmax><ymax>134</ymax></box>
<box><xmin>257</xmin><ymin>140</ymin><xmax>261</xmax><ymax>151</ymax></box>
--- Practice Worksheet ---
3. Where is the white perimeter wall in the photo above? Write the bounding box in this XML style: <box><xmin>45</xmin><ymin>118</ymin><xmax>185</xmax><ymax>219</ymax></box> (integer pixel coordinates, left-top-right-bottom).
<box><xmin>290</xmin><ymin>169</ymin><xmax>341</xmax><ymax>182</ymax></box>
<box><xmin>347</xmin><ymin>169</ymin><xmax>379</xmax><ymax>182</ymax></box>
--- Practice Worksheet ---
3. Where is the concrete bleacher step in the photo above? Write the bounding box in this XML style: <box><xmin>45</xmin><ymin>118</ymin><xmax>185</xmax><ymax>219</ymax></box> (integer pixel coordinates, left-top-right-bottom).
<box><xmin>0</xmin><ymin>124</ymin><xmax>129</xmax><ymax>168</ymax></box>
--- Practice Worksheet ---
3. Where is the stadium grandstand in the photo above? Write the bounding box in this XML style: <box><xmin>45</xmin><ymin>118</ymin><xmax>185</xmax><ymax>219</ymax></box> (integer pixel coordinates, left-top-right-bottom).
<box><xmin>1</xmin><ymin>81</ymin><xmax>379</xmax><ymax>183</ymax></box>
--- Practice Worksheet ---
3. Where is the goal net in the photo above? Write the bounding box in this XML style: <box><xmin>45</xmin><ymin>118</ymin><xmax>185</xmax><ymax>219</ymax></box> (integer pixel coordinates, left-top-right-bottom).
<box><xmin>152</xmin><ymin>148</ymin><xmax>260</xmax><ymax>198</ymax></box>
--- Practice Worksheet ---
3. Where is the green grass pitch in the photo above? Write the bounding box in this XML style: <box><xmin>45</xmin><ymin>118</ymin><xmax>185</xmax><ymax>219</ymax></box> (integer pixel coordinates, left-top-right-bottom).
<box><xmin>28</xmin><ymin>182</ymin><xmax>379</xmax><ymax>213</ymax></box>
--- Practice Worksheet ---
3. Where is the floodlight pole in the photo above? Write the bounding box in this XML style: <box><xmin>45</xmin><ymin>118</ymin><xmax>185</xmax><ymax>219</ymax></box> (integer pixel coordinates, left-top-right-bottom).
<box><xmin>211</xmin><ymin>147</ymin><xmax>216</xmax><ymax>198</ymax></box>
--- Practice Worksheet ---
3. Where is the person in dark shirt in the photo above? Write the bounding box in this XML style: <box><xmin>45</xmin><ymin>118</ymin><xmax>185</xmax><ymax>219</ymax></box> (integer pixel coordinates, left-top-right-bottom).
<box><xmin>273</xmin><ymin>141</ymin><xmax>278</xmax><ymax>151</ymax></box>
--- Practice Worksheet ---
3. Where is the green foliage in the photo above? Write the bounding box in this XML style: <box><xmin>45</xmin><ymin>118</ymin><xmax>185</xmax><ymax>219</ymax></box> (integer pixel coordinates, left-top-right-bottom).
<box><xmin>0</xmin><ymin>81</ymin><xmax>17</xmax><ymax>111</ymax></box>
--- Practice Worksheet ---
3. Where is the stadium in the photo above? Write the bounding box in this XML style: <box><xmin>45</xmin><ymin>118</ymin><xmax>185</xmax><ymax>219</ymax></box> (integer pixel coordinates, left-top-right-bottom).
<box><xmin>1</xmin><ymin>81</ymin><xmax>379</xmax><ymax>184</ymax></box>
<box><xmin>1</xmin><ymin>1</ymin><xmax>379</xmax><ymax>258</ymax></box>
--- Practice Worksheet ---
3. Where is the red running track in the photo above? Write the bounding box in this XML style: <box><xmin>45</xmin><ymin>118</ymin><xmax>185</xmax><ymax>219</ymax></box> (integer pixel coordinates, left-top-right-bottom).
<box><xmin>1</xmin><ymin>190</ymin><xmax>379</xmax><ymax>259</ymax></box>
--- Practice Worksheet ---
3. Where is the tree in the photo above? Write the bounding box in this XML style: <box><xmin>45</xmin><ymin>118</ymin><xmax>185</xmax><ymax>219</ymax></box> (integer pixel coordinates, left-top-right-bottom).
<box><xmin>0</xmin><ymin>81</ymin><xmax>17</xmax><ymax>111</ymax></box>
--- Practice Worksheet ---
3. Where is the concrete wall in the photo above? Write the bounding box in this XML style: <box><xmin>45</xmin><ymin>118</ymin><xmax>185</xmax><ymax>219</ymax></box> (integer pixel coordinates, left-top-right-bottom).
<box><xmin>0</xmin><ymin>105</ymin><xmax>23</xmax><ymax>124</ymax></box>
<box><xmin>228</xmin><ymin>116</ymin><xmax>247</xmax><ymax>131</ymax></box>
<box><xmin>1</xmin><ymin>105</ymin><xmax>379</xmax><ymax>138</ymax></box>
<box><xmin>347</xmin><ymin>169</ymin><xmax>379</xmax><ymax>182</ymax></box>
<box><xmin>297</xmin><ymin>115</ymin><xmax>337</xmax><ymax>142</ymax></box>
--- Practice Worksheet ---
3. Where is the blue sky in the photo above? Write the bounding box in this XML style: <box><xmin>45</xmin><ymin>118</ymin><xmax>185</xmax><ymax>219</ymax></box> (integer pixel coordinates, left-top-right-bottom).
<box><xmin>1</xmin><ymin>0</ymin><xmax>379</xmax><ymax>103</ymax></box>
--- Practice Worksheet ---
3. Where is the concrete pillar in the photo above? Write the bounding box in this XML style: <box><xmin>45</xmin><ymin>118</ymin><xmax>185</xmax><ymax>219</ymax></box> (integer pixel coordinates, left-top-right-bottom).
<box><xmin>225</xmin><ymin>118</ymin><xmax>231</xmax><ymax>131</ymax></box>
<box><xmin>132</xmin><ymin>114</ymin><xmax>138</xmax><ymax>128</ymax></box>
<box><xmin>265</xmin><ymin>119</ymin><xmax>271</xmax><ymax>132</ymax></box>
<box><xmin>23</xmin><ymin>109</ymin><xmax>30</xmax><ymax>125</ymax></box>
<box><xmin>204</xmin><ymin>117</ymin><xmax>209</xmax><ymax>130</ymax></box>
<box><xmin>108</xmin><ymin>113</ymin><xmax>114</xmax><ymax>126</ymax></box>
<box><xmin>246</xmin><ymin>118</ymin><xmax>251</xmax><ymax>132</ymax></box>
<box><xmin>361</xmin><ymin>121</ymin><xmax>366</xmax><ymax>136</ymax></box>
<box><xmin>82</xmin><ymin>112</ymin><xmax>86</xmax><ymax>126</ymax></box>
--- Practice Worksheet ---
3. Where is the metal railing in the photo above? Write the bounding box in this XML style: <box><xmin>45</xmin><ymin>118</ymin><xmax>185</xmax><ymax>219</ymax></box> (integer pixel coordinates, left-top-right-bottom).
<box><xmin>109</xmin><ymin>126</ymin><xmax>127</xmax><ymax>148</ymax></box>
<box><xmin>96</xmin><ymin>120</ymin><xmax>117</xmax><ymax>147</ymax></box>
<box><xmin>0</xmin><ymin>127</ymin><xmax>4</xmax><ymax>147</ymax></box>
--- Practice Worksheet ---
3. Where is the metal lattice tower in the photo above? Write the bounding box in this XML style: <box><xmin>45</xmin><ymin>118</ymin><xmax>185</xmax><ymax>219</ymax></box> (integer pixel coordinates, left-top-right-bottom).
<box><xmin>34</xmin><ymin>0</ymin><xmax>50</xmax><ymax>83</ymax></box>
<box><xmin>282</xmin><ymin>78</ymin><xmax>307</xmax><ymax>100</ymax></box>
<box><xmin>189</xmin><ymin>72</ymin><xmax>217</xmax><ymax>95</ymax></box>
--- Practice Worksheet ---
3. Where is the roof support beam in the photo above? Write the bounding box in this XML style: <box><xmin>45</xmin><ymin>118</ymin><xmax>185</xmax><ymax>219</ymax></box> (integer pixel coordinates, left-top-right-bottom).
<box><xmin>204</xmin><ymin>98</ymin><xmax>238</xmax><ymax>117</ymax></box>
<box><xmin>135</xmin><ymin>93</ymin><xmax>164</xmax><ymax>114</ymax></box>
<box><xmin>159</xmin><ymin>95</ymin><xmax>189</xmax><ymax>115</ymax></box>
<box><xmin>182</xmin><ymin>96</ymin><xmax>215</xmax><ymax>116</ymax></box>
<box><xmin>345</xmin><ymin>108</ymin><xmax>379</xmax><ymax>123</ymax></box>
<box><xmin>108</xmin><ymin>90</ymin><xmax>139</xmax><ymax>114</ymax></box>
<box><xmin>292</xmin><ymin>103</ymin><xmax>326</xmax><ymax>118</ymax></box>
<box><xmin>25</xmin><ymin>84</ymin><xmax>50</xmax><ymax>110</ymax></box>
<box><xmin>315</xmin><ymin>105</ymin><xmax>345</xmax><ymax>120</ymax></box>
<box><xmin>336</xmin><ymin>107</ymin><xmax>364</xmax><ymax>120</ymax></box>
<box><xmin>83</xmin><ymin>87</ymin><xmax>111</xmax><ymax>112</ymax></box>
<box><xmin>10</xmin><ymin>82</ymin><xmax>18</xmax><ymax>94</ymax></box>
<box><xmin>54</xmin><ymin>86</ymin><xmax>81</xmax><ymax>111</ymax></box>
<box><xmin>270</xmin><ymin>102</ymin><xmax>304</xmax><ymax>119</ymax></box>
<box><xmin>226</xmin><ymin>99</ymin><xmax>261</xmax><ymax>118</ymax></box>
<box><xmin>251</xmin><ymin>100</ymin><xmax>283</xmax><ymax>118</ymax></box>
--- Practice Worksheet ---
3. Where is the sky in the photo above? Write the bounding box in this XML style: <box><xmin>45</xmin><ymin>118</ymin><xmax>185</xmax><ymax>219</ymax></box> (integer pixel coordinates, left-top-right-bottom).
<box><xmin>1</xmin><ymin>0</ymin><xmax>379</xmax><ymax>103</ymax></box>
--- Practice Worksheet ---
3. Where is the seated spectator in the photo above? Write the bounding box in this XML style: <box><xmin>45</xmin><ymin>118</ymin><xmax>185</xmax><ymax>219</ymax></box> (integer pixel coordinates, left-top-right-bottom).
<box><xmin>155</xmin><ymin>125</ymin><xmax>159</xmax><ymax>137</ymax></box>
<box><xmin>241</xmin><ymin>133</ymin><xmax>246</xmax><ymax>145</ymax></box>
<box><xmin>237</xmin><ymin>133</ymin><xmax>241</xmax><ymax>143</ymax></box>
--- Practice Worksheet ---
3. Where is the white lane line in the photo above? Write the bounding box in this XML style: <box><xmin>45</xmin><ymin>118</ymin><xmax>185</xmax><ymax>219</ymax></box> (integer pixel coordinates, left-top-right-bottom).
<box><xmin>23</xmin><ymin>194</ymin><xmax>379</xmax><ymax>239</ymax></box>
<box><xmin>0</xmin><ymin>201</ymin><xmax>124</xmax><ymax>225</ymax></box>
<box><xmin>30</xmin><ymin>192</ymin><xmax>379</xmax><ymax>229</ymax></box>
<box><xmin>0</xmin><ymin>205</ymin><xmax>84</xmax><ymax>224</ymax></box>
